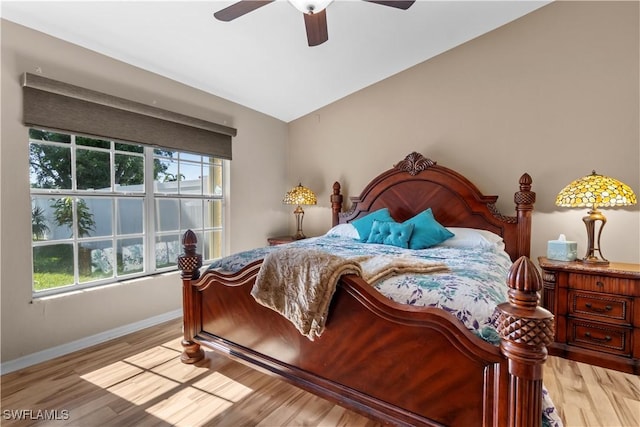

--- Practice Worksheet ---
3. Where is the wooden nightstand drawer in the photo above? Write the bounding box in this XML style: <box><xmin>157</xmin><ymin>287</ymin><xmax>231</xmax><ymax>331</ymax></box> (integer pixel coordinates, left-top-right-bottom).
<box><xmin>569</xmin><ymin>290</ymin><xmax>632</xmax><ymax>325</ymax></box>
<box><xmin>567</xmin><ymin>319</ymin><xmax>632</xmax><ymax>356</ymax></box>
<box><xmin>539</xmin><ymin>257</ymin><xmax>640</xmax><ymax>373</ymax></box>
<box><xmin>569</xmin><ymin>273</ymin><xmax>634</xmax><ymax>295</ymax></box>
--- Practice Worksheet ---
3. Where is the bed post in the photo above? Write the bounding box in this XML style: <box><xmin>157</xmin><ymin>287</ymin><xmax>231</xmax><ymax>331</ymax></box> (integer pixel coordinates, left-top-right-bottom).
<box><xmin>497</xmin><ymin>256</ymin><xmax>554</xmax><ymax>427</ymax></box>
<box><xmin>177</xmin><ymin>229</ymin><xmax>205</xmax><ymax>364</ymax></box>
<box><xmin>331</xmin><ymin>181</ymin><xmax>343</xmax><ymax>227</ymax></box>
<box><xmin>514</xmin><ymin>173</ymin><xmax>535</xmax><ymax>258</ymax></box>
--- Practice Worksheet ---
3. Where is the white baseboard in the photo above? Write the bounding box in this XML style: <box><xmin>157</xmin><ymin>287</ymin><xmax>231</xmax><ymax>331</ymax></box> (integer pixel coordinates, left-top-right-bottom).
<box><xmin>0</xmin><ymin>309</ymin><xmax>182</xmax><ymax>375</ymax></box>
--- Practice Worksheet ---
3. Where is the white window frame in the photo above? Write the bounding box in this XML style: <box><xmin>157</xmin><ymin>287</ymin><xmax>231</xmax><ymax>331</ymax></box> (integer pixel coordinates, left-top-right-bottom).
<box><xmin>29</xmin><ymin>129</ymin><xmax>227</xmax><ymax>298</ymax></box>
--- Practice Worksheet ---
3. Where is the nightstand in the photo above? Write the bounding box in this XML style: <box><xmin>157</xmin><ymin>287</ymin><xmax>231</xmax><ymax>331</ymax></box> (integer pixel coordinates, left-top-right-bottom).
<box><xmin>538</xmin><ymin>257</ymin><xmax>640</xmax><ymax>374</ymax></box>
<box><xmin>267</xmin><ymin>235</ymin><xmax>298</xmax><ymax>246</ymax></box>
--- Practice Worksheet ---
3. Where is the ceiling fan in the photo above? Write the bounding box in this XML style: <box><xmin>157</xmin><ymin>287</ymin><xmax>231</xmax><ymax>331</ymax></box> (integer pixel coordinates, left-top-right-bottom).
<box><xmin>213</xmin><ymin>0</ymin><xmax>415</xmax><ymax>47</ymax></box>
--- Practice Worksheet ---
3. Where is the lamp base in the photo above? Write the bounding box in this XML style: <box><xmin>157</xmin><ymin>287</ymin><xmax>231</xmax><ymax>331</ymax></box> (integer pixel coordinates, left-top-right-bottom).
<box><xmin>581</xmin><ymin>208</ymin><xmax>608</xmax><ymax>266</ymax></box>
<box><xmin>293</xmin><ymin>206</ymin><xmax>306</xmax><ymax>240</ymax></box>
<box><xmin>581</xmin><ymin>256</ymin><xmax>609</xmax><ymax>266</ymax></box>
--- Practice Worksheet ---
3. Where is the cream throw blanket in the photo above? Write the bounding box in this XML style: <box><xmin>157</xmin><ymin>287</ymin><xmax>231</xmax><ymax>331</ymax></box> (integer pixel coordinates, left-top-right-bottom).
<box><xmin>251</xmin><ymin>248</ymin><xmax>448</xmax><ymax>340</ymax></box>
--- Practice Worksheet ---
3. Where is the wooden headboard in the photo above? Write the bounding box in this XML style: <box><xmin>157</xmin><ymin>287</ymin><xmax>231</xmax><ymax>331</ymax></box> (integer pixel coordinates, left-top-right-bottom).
<box><xmin>330</xmin><ymin>152</ymin><xmax>535</xmax><ymax>261</ymax></box>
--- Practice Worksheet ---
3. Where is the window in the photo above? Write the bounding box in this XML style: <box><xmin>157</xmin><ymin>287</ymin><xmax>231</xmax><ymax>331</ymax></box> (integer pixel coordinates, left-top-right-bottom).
<box><xmin>29</xmin><ymin>129</ymin><xmax>225</xmax><ymax>296</ymax></box>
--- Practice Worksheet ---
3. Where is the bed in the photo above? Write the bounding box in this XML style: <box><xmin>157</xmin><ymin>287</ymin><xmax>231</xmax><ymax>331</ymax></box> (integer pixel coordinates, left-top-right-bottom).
<box><xmin>177</xmin><ymin>152</ymin><xmax>558</xmax><ymax>427</ymax></box>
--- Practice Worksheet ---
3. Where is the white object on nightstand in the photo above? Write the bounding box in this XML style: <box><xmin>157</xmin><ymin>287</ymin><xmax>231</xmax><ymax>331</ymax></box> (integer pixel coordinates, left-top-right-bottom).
<box><xmin>547</xmin><ymin>234</ymin><xmax>577</xmax><ymax>261</ymax></box>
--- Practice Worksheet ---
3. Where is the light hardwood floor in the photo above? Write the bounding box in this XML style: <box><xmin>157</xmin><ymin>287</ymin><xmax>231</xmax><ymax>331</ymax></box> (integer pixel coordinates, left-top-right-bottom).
<box><xmin>1</xmin><ymin>318</ymin><xmax>638</xmax><ymax>426</ymax></box>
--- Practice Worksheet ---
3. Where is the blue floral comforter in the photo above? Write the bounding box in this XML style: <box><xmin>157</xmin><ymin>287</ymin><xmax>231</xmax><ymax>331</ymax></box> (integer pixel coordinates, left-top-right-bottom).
<box><xmin>208</xmin><ymin>234</ymin><xmax>562</xmax><ymax>427</ymax></box>
<box><xmin>209</xmin><ymin>234</ymin><xmax>510</xmax><ymax>343</ymax></box>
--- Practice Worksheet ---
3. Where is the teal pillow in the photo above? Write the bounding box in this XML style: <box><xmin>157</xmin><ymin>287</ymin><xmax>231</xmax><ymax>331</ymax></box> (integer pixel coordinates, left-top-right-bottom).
<box><xmin>403</xmin><ymin>208</ymin><xmax>454</xmax><ymax>249</ymax></box>
<box><xmin>366</xmin><ymin>220</ymin><xmax>414</xmax><ymax>248</ymax></box>
<box><xmin>351</xmin><ymin>208</ymin><xmax>394</xmax><ymax>242</ymax></box>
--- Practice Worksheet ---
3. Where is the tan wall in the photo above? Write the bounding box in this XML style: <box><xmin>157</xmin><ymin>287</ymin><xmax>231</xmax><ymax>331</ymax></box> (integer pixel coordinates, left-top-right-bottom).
<box><xmin>288</xmin><ymin>1</ymin><xmax>640</xmax><ymax>265</ymax></box>
<box><xmin>0</xmin><ymin>20</ymin><xmax>289</xmax><ymax>363</ymax></box>
<box><xmin>2</xmin><ymin>0</ymin><xmax>639</xmax><ymax>366</ymax></box>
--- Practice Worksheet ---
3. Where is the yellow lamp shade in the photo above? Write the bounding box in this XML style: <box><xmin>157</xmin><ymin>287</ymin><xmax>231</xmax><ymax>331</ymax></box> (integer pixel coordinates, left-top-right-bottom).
<box><xmin>283</xmin><ymin>184</ymin><xmax>317</xmax><ymax>206</ymax></box>
<box><xmin>555</xmin><ymin>171</ymin><xmax>637</xmax><ymax>265</ymax></box>
<box><xmin>555</xmin><ymin>171</ymin><xmax>637</xmax><ymax>209</ymax></box>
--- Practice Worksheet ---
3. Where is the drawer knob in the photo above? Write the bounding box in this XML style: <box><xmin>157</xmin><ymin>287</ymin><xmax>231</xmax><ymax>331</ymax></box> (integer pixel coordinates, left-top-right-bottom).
<box><xmin>584</xmin><ymin>302</ymin><xmax>612</xmax><ymax>313</ymax></box>
<box><xmin>596</xmin><ymin>281</ymin><xmax>605</xmax><ymax>287</ymax></box>
<box><xmin>584</xmin><ymin>331</ymin><xmax>612</xmax><ymax>342</ymax></box>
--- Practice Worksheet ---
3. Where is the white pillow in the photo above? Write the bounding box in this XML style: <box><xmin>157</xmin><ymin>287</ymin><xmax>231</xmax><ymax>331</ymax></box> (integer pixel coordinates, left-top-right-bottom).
<box><xmin>438</xmin><ymin>227</ymin><xmax>504</xmax><ymax>250</ymax></box>
<box><xmin>325</xmin><ymin>223</ymin><xmax>360</xmax><ymax>240</ymax></box>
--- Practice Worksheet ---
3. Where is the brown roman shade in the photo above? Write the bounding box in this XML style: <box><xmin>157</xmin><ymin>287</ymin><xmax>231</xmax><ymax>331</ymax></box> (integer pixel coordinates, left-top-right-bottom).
<box><xmin>22</xmin><ymin>73</ymin><xmax>237</xmax><ymax>159</ymax></box>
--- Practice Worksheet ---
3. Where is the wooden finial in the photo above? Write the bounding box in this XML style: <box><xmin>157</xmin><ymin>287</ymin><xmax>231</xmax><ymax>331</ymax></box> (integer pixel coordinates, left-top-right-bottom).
<box><xmin>498</xmin><ymin>256</ymin><xmax>553</xmax><ymax>346</ymax></box>
<box><xmin>182</xmin><ymin>229</ymin><xmax>197</xmax><ymax>248</ymax></box>
<box><xmin>178</xmin><ymin>229</ymin><xmax>202</xmax><ymax>280</ymax></box>
<box><xmin>497</xmin><ymin>256</ymin><xmax>554</xmax><ymax>427</ymax></box>
<box><xmin>515</xmin><ymin>173</ymin><xmax>536</xmax><ymax>207</ymax></box>
<box><xmin>331</xmin><ymin>181</ymin><xmax>344</xmax><ymax>227</ymax></box>
<box><xmin>506</xmin><ymin>256</ymin><xmax>541</xmax><ymax>308</ymax></box>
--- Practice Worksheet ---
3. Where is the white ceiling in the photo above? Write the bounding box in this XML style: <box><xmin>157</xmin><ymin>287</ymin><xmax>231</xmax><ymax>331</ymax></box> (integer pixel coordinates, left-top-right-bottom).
<box><xmin>1</xmin><ymin>0</ymin><xmax>550</xmax><ymax>122</ymax></box>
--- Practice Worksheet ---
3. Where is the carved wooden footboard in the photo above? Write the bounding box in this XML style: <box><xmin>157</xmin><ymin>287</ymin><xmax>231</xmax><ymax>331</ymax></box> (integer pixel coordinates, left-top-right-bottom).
<box><xmin>177</xmin><ymin>153</ymin><xmax>554</xmax><ymax>427</ymax></box>
<box><xmin>179</xmin><ymin>239</ymin><xmax>553</xmax><ymax>426</ymax></box>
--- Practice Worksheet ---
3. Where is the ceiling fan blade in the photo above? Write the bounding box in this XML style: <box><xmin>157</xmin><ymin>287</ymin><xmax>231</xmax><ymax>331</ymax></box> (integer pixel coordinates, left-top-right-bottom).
<box><xmin>213</xmin><ymin>0</ymin><xmax>274</xmax><ymax>22</ymax></box>
<box><xmin>304</xmin><ymin>9</ymin><xmax>328</xmax><ymax>47</ymax></box>
<box><xmin>363</xmin><ymin>1</ymin><xmax>415</xmax><ymax>10</ymax></box>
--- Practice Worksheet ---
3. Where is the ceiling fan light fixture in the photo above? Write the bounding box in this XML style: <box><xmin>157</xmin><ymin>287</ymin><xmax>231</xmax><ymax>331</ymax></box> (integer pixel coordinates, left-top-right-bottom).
<box><xmin>215</xmin><ymin>0</ymin><xmax>414</xmax><ymax>48</ymax></box>
<box><xmin>288</xmin><ymin>0</ymin><xmax>333</xmax><ymax>14</ymax></box>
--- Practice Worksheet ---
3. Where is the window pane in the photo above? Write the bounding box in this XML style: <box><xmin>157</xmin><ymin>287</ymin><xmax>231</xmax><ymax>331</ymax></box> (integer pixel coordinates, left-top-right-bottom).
<box><xmin>115</xmin><ymin>142</ymin><xmax>143</xmax><ymax>153</ymax></box>
<box><xmin>33</xmin><ymin>243</ymin><xmax>74</xmax><ymax>292</ymax></box>
<box><xmin>31</xmin><ymin>197</ymin><xmax>56</xmax><ymax>241</ymax></box>
<box><xmin>179</xmin><ymin>161</ymin><xmax>202</xmax><ymax>195</ymax></box>
<box><xmin>156</xmin><ymin>199</ymin><xmax>179</xmax><ymax>232</ymax></box>
<box><xmin>67</xmin><ymin>197</ymin><xmax>98</xmax><ymax>238</ymax></box>
<box><xmin>78</xmin><ymin>197</ymin><xmax>112</xmax><ymax>237</ymax></box>
<box><xmin>203</xmin><ymin>156</ymin><xmax>222</xmax><ymax>166</ymax></box>
<box><xmin>153</xmin><ymin>152</ymin><xmax>175</xmax><ymax>182</ymax></box>
<box><xmin>181</xmin><ymin>200</ymin><xmax>203</xmax><ymax>230</ymax></box>
<box><xmin>179</xmin><ymin>152</ymin><xmax>201</xmax><ymax>162</ymax></box>
<box><xmin>115</xmin><ymin>153</ymin><xmax>144</xmax><ymax>191</ymax></box>
<box><xmin>155</xmin><ymin>159</ymin><xmax>179</xmax><ymax>194</ymax></box>
<box><xmin>77</xmin><ymin>136</ymin><xmax>110</xmax><ymax>149</ymax></box>
<box><xmin>85</xmin><ymin>241</ymin><xmax>114</xmax><ymax>279</ymax></box>
<box><xmin>44</xmin><ymin>197</ymin><xmax>74</xmax><ymax>239</ymax></box>
<box><xmin>154</xmin><ymin>148</ymin><xmax>175</xmax><ymax>158</ymax></box>
<box><xmin>117</xmin><ymin>198</ymin><xmax>143</xmax><ymax>234</ymax></box>
<box><xmin>79</xmin><ymin>241</ymin><xmax>114</xmax><ymax>283</ymax></box>
<box><xmin>204</xmin><ymin>162</ymin><xmax>223</xmax><ymax>196</ymax></box>
<box><xmin>30</xmin><ymin>144</ymin><xmax>72</xmax><ymax>189</ymax></box>
<box><xmin>77</xmin><ymin>149</ymin><xmax>110</xmax><ymax>190</ymax></box>
<box><xmin>118</xmin><ymin>238</ymin><xmax>144</xmax><ymax>274</ymax></box>
<box><xmin>155</xmin><ymin>235</ymin><xmax>180</xmax><ymax>269</ymax></box>
<box><xmin>205</xmin><ymin>200</ymin><xmax>222</xmax><ymax>228</ymax></box>
<box><xmin>203</xmin><ymin>230</ymin><xmax>222</xmax><ymax>261</ymax></box>
<box><xmin>29</xmin><ymin>129</ymin><xmax>71</xmax><ymax>143</ymax></box>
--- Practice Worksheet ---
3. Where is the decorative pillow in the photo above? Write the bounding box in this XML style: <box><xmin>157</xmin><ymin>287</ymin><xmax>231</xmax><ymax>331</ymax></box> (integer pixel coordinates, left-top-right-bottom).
<box><xmin>402</xmin><ymin>208</ymin><xmax>454</xmax><ymax>249</ymax></box>
<box><xmin>351</xmin><ymin>208</ymin><xmax>394</xmax><ymax>242</ymax></box>
<box><xmin>366</xmin><ymin>220</ymin><xmax>414</xmax><ymax>248</ymax></box>
<box><xmin>325</xmin><ymin>223</ymin><xmax>359</xmax><ymax>240</ymax></box>
<box><xmin>438</xmin><ymin>227</ymin><xmax>503</xmax><ymax>250</ymax></box>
